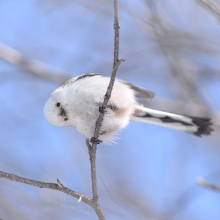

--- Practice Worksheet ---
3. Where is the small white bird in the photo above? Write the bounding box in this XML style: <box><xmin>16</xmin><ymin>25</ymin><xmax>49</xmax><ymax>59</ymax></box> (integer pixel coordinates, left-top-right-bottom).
<box><xmin>44</xmin><ymin>73</ymin><xmax>213</xmax><ymax>142</ymax></box>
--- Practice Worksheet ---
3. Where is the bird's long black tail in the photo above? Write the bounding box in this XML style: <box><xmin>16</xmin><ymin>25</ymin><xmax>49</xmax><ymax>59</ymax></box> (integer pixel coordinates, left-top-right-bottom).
<box><xmin>131</xmin><ymin>106</ymin><xmax>213</xmax><ymax>137</ymax></box>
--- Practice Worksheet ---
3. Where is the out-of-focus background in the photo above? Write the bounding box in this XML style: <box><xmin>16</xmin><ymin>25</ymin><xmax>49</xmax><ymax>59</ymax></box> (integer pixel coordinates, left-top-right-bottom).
<box><xmin>0</xmin><ymin>0</ymin><xmax>220</xmax><ymax>219</ymax></box>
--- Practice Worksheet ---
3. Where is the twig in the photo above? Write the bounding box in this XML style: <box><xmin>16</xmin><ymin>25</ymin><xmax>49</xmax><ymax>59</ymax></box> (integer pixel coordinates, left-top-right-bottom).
<box><xmin>0</xmin><ymin>171</ymin><xmax>93</xmax><ymax>206</ymax></box>
<box><xmin>86</xmin><ymin>0</ymin><xmax>124</xmax><ymax>219</ymax></box>
<box><xmin>197</xmin><ymin>178</ymin><xmax>220</xmax><ymax>191</ymax></box>
<box><xmin>0</xmin><ymin>168</ymin><xmax>106</xmax><ymax>219</ymax></box>
<box><xmin>91</xmin><ymin>0</ymin><xmax>124</xmax><ymax>145</ymax></box>
<box><xmin>86</xmin><ymin>139</ymin><xmax>106</xmax><ymax>219</ymax></box>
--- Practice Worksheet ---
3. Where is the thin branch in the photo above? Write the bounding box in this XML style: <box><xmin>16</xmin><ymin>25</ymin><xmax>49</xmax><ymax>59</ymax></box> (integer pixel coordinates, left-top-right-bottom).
<box><xmin>197</xmin><ymin>177</ymin><xmax>220</xmax><ymax>191</ymax></box>
<box><xmin>87</xmin><ymin>0</ymin><xmax>124</xmax><ymax>219</ymax></box>
<box><xmin>86</xmin><ymin>139</ymin><xmax>98</xmax><ymax>202</ymax></box>
<box><xmin>0</xmin><ymin>171</ymin><xmax>93</xmax><ymax>206</ymax></box>
<box><xmin>0</xmin><ymin>142</ymin><xmax>106</xmax><ymax>220</ymax></box>
<box><xmin>86</xmin><ymin>139</ymin><xmax>106</xmax><ymax>220</ymax></box>
<box><xmin>0</xmin><ymin>42</ymin><xmax>69</xmax><ymax>84</ymax></box>
<box><xmin>91</xmin><ymin>0</ymin><xmax>124</xmax><ymax>144</ymax></box>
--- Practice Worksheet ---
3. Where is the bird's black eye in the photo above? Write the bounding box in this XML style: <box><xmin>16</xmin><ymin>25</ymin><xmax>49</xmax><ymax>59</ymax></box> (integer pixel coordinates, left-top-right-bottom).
<box><xmin>64</xmin><ymin>118</ymin><xmax>68</xmax><ymax>121</ymax></box>
<box><xmin>56</xmin><ymin>103</ymin><xmax>60</xmax><ymax>107</ymax></box>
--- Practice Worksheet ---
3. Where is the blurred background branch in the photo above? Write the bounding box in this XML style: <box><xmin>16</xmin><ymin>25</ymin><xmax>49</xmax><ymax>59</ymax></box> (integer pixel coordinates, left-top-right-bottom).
<box><xmin>197</xmin><ymin>177</ymin><xmax>220</xmax><ymax>191</ymax></box>
<box><xmin>0</xmin><ymin>42</ymin><xmax>69</xmax><ymax>84</ymax></box>
<box><xmin>145</xmin><ymin>0</ymin><xmax>214</xmax><ymax>116</ymax></box>
<box><xmin>196</xmin><ymin>0</ymin><xmax>220</xmax><ymax>22</ymax></box>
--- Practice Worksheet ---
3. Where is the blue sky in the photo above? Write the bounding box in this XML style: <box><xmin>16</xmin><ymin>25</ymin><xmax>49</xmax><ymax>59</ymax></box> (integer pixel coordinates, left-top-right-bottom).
<box><xmin>0</xmin><ymin>0</ymin><xmax>220</xmax><ymax>219</ymax></box>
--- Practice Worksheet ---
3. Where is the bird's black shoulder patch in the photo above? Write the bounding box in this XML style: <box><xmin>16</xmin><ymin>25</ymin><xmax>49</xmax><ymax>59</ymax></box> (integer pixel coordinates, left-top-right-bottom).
<box><xmin>75</xmin><ymin>73</ymin><xmax>101</xmax><ymax>82</ymax></box>
<box><xmin>63</xmin><ymin>73</ymin><xmax>102</xmax><ymax>88</ymax></box>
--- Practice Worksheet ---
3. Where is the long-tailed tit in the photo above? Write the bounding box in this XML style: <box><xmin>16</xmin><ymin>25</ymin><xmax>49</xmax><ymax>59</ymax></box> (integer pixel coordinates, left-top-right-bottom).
<box><xmin>43</xmin><ymin>73</ymin><xmax>213</xmax><ymax>142</ymax></box>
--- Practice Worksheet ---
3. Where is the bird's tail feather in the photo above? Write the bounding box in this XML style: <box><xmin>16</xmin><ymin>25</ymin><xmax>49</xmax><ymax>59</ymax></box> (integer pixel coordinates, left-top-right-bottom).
<box><xmin>131</xmin><ymin>106</ymin><xmax>213</xmax><ymax>137</ymax></box>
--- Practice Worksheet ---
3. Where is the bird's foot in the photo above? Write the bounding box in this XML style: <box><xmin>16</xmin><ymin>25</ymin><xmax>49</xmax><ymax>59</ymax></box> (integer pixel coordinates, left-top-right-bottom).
<box><xmin>90</xmin><ymin>137</ymin><xmax>103</xmax><ymax>144</ymax></box>
<box><xmin>99</xmin><ymin>106</ymin><xmax>106</xmax><ymax>114</ymax></box>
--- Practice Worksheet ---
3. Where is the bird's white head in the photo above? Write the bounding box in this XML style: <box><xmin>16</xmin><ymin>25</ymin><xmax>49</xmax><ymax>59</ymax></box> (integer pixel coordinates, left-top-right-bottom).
<box><xmin>43</xmin><ymin>86</ymin><xmax>73</xmax><ymax>127</ymax></box>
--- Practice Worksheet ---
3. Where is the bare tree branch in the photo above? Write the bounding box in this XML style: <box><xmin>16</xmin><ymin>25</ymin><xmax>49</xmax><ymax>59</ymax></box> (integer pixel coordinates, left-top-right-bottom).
<box><xmin>197</xmin><ymin>177</ymin><xmax>220</xmax><ymax>191</ymax></box>
<box><xmin>0</xmin><ymin>140</ymin><xmax>106</xmax><ymax>220</ymax></box>
<box><xmin>86</xmin><ymin>0</ymin><xmax>124</xmax><ymax>219</ymax></box>
<box><xmin>86</xmin><ymin>139</ymin><xmax>106</xmax><ymax>219</ymax></box>
<box><xmin>0</xmin><ymin>171</ymin><xmax>93</xmax><ymax>206</ymax></box>
<box><xmin>91</xmin><ymin>0</ymin><xmax>124</xmax><ymax>145</ymax></box>
<box><xmin>0</xmin><ymin>42</ymin><xmax>69</xmax><ymax>84</ymax></box>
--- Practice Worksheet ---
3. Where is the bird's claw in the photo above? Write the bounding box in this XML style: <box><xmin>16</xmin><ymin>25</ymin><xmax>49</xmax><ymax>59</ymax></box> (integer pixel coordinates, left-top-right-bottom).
<box><xmin>90</xmin><ymin>137</ymin><xmax>103</xmax><ymax>144</ymax></box>
<box><xmin>99</xmin><ymin>106</ymin><xmax>106</xmax><ymax>114</ymax></box>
